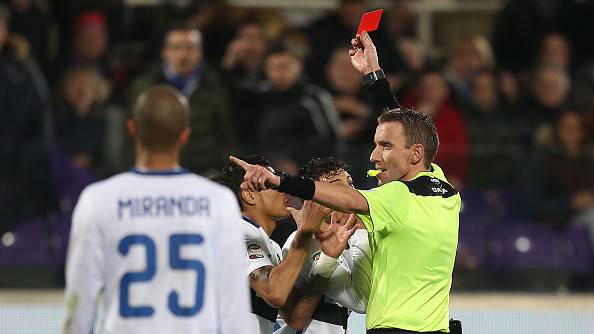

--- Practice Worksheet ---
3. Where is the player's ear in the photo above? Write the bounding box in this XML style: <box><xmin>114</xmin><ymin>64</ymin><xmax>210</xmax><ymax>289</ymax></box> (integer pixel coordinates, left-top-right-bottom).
<box><xmin>179</xmin><ymin>127</ymin><xmax>191</xmax><ymax>145</ymax></box>
<box><xmin>126</xmin><ymin>119</ymin><xmax>137</xmax><ymax>139</ymax></box>
<box><xmin>241</xmin><ymin>189</ymin><xmax>257</xmax><ymax>206</ymax></box>
<box><xmin>410</xmin><ymin>143</ymin><xmax>424</xmax><ymax>165</ymax></box>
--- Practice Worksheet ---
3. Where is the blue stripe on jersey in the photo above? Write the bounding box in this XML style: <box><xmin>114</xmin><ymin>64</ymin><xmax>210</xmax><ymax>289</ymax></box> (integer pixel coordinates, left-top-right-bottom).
<box><xmin>242</xmin><ymin>215</ymin><xmax>260</xmax><ymax>228</ymax></box>
<box><xmin>129</xmin><ymin>167</ymin><xmax>190</xmax><ymax>176</ymax></box>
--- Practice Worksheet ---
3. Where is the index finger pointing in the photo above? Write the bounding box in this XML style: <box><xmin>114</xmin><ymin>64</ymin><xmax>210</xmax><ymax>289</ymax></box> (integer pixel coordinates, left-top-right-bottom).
<box><xmin>229</xmin><ymin>156</ymin><xmax>251</xmax><ymax>170</ymax></box>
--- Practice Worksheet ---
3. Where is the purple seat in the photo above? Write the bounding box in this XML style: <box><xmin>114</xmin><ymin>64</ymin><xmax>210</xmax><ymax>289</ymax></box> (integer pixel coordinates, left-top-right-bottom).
<box><xmin>457</xmin><ymin>224</ymin><xmax>489</xmax><ymax>268</ymax></box>
<box><xmin>559</xmin><ymin>226</ymin><xmax>594</xmax><ymax>273</ymax></box>
<box><xmin>0</xmin><ymin>222</ymin><xmax>49</xmax><ymax>264</ymax></box>
<box><xmin>50</xmin><ymin>146</ymin><xmax>96</xmax><ymax>213</ymax></box>
<box><xmin>489</xmin><ymin>224</ymin><xmax>563</xmax><ymax>270</ymax></box>
<box><xmin>459</xmin><ymin>188</ymin><xmax>495</xmax><ymax>226</ymax></box>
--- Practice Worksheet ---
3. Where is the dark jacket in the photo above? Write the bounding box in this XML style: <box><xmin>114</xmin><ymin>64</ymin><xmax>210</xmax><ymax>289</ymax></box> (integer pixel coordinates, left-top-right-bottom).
<box><xmin>129</xmin><ymin>63</ymin><xmax>236</xmax><ymax>174</ymax></box>
<box><xmin>257</xmin><ymin>80</ymin><xmax>342</xmax><ymax>165</ymax></box>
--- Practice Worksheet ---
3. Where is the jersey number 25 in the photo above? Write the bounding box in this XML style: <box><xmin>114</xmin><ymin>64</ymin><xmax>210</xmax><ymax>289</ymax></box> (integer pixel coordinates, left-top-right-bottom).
<box><xmin>118</xmin><ymin>234</ymin><xmax>205</xmax><ymax>318</ymax></box>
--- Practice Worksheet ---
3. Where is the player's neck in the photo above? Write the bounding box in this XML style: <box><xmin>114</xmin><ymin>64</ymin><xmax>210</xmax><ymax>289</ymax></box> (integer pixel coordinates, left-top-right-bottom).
<box><xmin>135</xmin><ymin>147</ymin><xmax>181</xmax><ymax>170</ymax></box>
<box><xmin>242</xmin><ymin>210</ymin><xmax>277</xmax><ymax>236</ymax></box>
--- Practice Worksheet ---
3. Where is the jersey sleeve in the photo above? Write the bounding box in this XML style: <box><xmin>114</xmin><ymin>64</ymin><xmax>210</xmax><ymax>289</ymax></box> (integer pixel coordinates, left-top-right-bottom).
<box><xmin>63</xmin><ymin>186</ymin><xmax>105</xmax><ymax>334</ymax></box>
<box><xmin>243</xmin><ymin>223</ymin><xmax>274</xmax><ymax>276</ymax></box>
<box><xmin>214</xmin><ymin>189</ymin><xmax>252</xmax><ymax>334</ymax></box>
<box><xmin>355</xmin><ymin>181</ymin><xmax>410</xmax><ymax>232</ymax></box>
<box><xmin>323</xmin><ymin>231</ymin><xmax>371</xmax><ymax>314</ymax></box>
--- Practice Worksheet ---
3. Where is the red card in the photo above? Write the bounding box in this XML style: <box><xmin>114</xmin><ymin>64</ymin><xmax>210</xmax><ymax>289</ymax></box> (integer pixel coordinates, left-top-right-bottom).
<box><xmin>357</xmin><ymin>9</ymin><xmax>383</xmax><ymax>35</ymax></box>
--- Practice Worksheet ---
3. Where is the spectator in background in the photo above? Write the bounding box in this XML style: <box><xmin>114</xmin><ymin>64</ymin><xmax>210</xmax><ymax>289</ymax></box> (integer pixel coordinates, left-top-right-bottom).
<box><xmin>492</xmin><ymin>0</ymin><xmax>549</xmax><ymax>73</ymax></box>
<box><xmin>0</xmin><ymin>5</ymin><xmax>54</xmax><ymax>231</ymax></box>
<box><xmin>324</xmin><ymin>46</ymin><xmax>373</xmax><ymax>186</ymax></box>
<box><xmin>71</xmin><ymin>11</ymin><xmax>108</xmax><ymax>69</ymax></box>
<box><xmin>258</xmin><ymin>41</ymin><xmax>342</xmax><ymax>173</ymax></box>
<box><xmin>539</xmin><ymin>32</ymin><xmax>571</xmax><ymax>70</ymax></box>
<box><xmin>525</xmin><ymin>63</ymin><xmax>571</xmax><ymax>148</ymax></box>
<box><xmin>53</xmin><ymin>66</ymin><xmax>109</xmax><ymax>176</ymax></box>
<box><xmin>521</xmin><ymin>110</ymin><xmax>594</xmax><ymax>228</ymax></box>
<box><xmin>6</xmin><ymin>0</ymin><xmax>51</xmax><ymax>68</ymax></box>
<box><xmin>130</xmin><ymin>22</ymin><xmax>235</xmax><ymax>175</ymax></box>
<box><xmin>186</xmin><ymin>0</ymin><xmax>234</xmax><ymax>66</ymax></box>
<box><xmin>222</xmin><ymin>18</ymin><xmax>268</xmax><ymax>153</ymax></box>
<box><xmin>445</xmin><ymin>35</ymin><xmax>495</xmax><ymax>105</ymax></box>
<box><xmin>324</xmin><ymin>47</ymin><xmax>370</xmax><ymax>143</ymax></box>
<box><xmin>465</xmin><ymin>70</ymin><xmax>524</xmax><ymax>189</ymax></box>
<box><xmin>403</xmin><ymin>68</ymin><xmax>469</xmax><ymax>187</ymax></box>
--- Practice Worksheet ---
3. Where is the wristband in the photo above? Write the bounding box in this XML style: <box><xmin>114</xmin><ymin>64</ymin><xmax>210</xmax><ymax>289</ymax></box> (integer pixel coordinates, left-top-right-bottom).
<box><xmin>313</xmin><ymin>252</ymin><xmax>338</xmax><ymax>278</ymax></box>
<box><xmin>362</xmin><ymin>69</ymin><xmax>385</xmax><ymax>86</ymax></box>
<box><xmin>274</xmin><ymin>171</ymin><xmax>316</xmax><ymax>200</ymax></box>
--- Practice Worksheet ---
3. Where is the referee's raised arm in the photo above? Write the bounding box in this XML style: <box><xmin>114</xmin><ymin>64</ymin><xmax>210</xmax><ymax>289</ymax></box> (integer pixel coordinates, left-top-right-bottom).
<box><xmin>349</xmin><ymin>32</ymin><xmax>401</xmax><ymax>113</ymax></box>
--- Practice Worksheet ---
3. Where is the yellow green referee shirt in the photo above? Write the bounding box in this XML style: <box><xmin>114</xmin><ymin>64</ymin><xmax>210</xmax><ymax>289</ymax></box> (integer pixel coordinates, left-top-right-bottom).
<box><xmin>356</xmin><ymin>164</ymin><xmax>460</xmax><ymax>332</ymax></box>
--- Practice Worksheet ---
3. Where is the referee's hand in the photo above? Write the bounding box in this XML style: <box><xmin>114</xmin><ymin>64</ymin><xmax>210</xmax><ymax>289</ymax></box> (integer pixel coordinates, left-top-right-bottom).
<box><xmin>349</xmin><ymin>31</ymin><xmax>381</xmax><ymax>75</ymax></box>
<box><xmin>230</xmin><ymin>156</ymin><xmax>281</xmax><ymax>192</ymax></box>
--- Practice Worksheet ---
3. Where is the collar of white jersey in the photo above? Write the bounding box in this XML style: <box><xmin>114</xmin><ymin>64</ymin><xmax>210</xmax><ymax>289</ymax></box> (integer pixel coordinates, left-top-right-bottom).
<box><xmin>241</xmin><ymin>215</ymin><xmax>261</xmax><ymax>228</ymax></box>
<box><xmin>129</xmin><ymin>166</ymin><xmax>190</xmax><ymax>176</ymax></box>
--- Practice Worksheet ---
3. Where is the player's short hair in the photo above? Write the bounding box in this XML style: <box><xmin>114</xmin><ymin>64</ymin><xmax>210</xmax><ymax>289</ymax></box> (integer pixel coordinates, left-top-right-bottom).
<box><xmin>378</xmin><ymin>107</ymin><xmax>439</xmax><ymax>169</ymax></box>
<box><xmin>214</xmin><ymin>155</ymin><xmax>271</xmax><ymax>209</ymax></box>
<box><xmin>133</xmin><ymin>85</ymin><xmax>189</xmax><ymax>151</ymax></box>
<box><xmin>297</xmin><ymin>157</ymin><xmax>349</xmax><ymax>181</ymax></box>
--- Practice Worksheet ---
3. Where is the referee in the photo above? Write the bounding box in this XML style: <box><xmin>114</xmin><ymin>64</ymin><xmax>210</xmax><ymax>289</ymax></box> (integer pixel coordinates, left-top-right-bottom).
<box><xmin>231</xmin><ymin>32</ymin><xmax>460</xmax><ymax>334</ymax></box>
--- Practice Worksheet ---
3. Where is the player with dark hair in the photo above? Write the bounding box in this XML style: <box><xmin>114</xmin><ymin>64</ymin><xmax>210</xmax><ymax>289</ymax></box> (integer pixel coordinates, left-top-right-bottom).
<box><xmin>276</xmin><ymin>157</ymin><xmax>371</xmax><ymax>334</ymax></box>
<box><xmin>64</xmin><ymin>85</ymin><xmax>251</xmax><ymax>334</ymax></box>
<box><xmin>215</xmin><ymin>155</ymin><xmax>331</xmax><ymax>334</ymax></box>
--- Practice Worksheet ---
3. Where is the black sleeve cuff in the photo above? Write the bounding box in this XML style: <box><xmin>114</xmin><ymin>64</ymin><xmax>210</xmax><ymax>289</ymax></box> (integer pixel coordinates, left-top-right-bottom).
<box><xmin>363</xmin><ymin>77</ymin><xmax>401</xmax><ymax>115</ymax></box>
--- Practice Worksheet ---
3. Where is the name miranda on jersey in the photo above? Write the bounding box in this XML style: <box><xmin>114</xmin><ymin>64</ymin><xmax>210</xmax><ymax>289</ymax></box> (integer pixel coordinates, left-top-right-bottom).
<box><xmin>117</xmin><ymin>196</ymin><xmax>210</xmax><ymax>219</ymax></box>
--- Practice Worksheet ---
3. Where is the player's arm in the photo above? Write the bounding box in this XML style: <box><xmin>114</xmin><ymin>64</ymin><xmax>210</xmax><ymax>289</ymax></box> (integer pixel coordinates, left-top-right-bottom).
<box><xmin>250</xmin><ymin>201</ymin><xmax>328</xmax><ymax>308</ymax></box>
<box><xmin>63</xmin><ymin>188</ymin><xmax>105</xmax><ymax>334</ymax></box>
<box><xmin>216</xmin><ymin>190</ymin><xmax>252</xmax><ymax>334</ymax></box>
<box><xmin>323</xmin><ymin>229</ymin><xmax>371</xmax><ymax>314</ymax></box>
<box><xmin>280</xmin><ymin>213</ymin><xmax>359</xmax><ymax>329</ymax></box>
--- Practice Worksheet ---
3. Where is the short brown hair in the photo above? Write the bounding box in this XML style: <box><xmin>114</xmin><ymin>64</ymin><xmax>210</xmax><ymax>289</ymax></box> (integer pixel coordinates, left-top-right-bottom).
<box><xmin>378</xmin><ymin>107</ymin><xmax>439</xmax><ymax>169</ymax></box>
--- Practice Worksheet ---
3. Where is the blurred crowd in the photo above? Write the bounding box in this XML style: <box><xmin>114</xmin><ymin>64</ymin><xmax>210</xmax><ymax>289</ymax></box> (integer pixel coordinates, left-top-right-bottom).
<box><xmin>1</xmin><ymin>0</ymin><xmax>594</xmax><ymax>289</ymax></box>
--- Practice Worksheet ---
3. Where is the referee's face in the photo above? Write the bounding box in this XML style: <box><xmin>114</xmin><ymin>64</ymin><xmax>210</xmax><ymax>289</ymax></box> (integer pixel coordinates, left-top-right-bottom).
<box><xmin>370</xmin><ymin>122</ymin><xmax>413</xmax><ymax>185</ymax></box>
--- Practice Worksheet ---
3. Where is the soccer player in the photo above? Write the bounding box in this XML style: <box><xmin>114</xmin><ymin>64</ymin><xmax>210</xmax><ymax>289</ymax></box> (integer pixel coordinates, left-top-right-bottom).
<box><xmin>63</xmin><ymin>86</ymin><xmax>251</xmax><ymax>334</ymax></box>
<box><xmin>215</xmin><ymin>156</ymin><xmax>329</xmax><ymax>334</ymax></box>
<box><xmin>231</xmin><ymin>32</ymin><xmax>461</xmax><ymax>334</ymax></box>
<box><xmin>276</xmin><ymin>157</ymin><xmax>372</xmax><ymax>334</ymax></box>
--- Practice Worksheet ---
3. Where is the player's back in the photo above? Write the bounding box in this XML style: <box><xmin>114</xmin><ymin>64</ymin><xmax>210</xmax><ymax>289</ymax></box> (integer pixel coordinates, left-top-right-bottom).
<box><xmin>64</xmin><ymin>168</ymin><xmax>251</xmax><ymax>334</ymax></box>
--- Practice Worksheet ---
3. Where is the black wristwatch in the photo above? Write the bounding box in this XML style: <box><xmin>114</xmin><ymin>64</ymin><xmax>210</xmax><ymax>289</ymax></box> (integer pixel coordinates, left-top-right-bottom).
<box><xmin>362</xmin><ymin>69</ymin><xmax>385</xmax><ymax>85</ymax></box>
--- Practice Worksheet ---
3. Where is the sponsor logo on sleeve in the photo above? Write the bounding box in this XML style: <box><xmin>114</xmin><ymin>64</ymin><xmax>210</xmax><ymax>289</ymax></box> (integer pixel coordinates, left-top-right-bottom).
<box><xmin>312</xmin><ymin>252</ymin><xmax>321</xmax><ymax>262</ymax></box>
<box><xmin>247</xmin><ymin>243</ymin><xmax>264</xmax><ymax>259</ymax></box>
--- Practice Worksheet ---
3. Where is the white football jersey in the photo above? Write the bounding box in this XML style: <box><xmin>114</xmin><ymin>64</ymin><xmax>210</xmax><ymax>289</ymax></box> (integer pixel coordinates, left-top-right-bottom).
<box><xmin>63</xmin><ymin>168</ymin><xmax>252</xmax><ymax>334</ymax></box>
<box><xmin>239</xmin><ymin>216</ymin><xmax>283</xmax><ymax>334</ymax></box>
<box><xmin>275</xmin><ymin>229</ymin><xmax>371</xmax><ymax>334</ymax></box>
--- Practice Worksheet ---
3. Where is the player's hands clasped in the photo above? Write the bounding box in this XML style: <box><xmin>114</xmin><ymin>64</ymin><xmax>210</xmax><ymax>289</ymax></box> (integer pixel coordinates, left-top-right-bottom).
<box><xmin>349</xmin><ymin>32</ymin><xmax>381</xmax><ymax>75</ymax></box>
<box><xmin>230</xmin><ymin>156</ymin><xmax>281</xmax><ymax>191</ymax></box>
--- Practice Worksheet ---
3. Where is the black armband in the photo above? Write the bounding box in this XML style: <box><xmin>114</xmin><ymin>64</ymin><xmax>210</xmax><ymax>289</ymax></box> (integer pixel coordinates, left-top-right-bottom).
<box><xmin>274</xmin><ymin>171</ymin><xmax>316</xmax><ymax>200</ymax></box>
